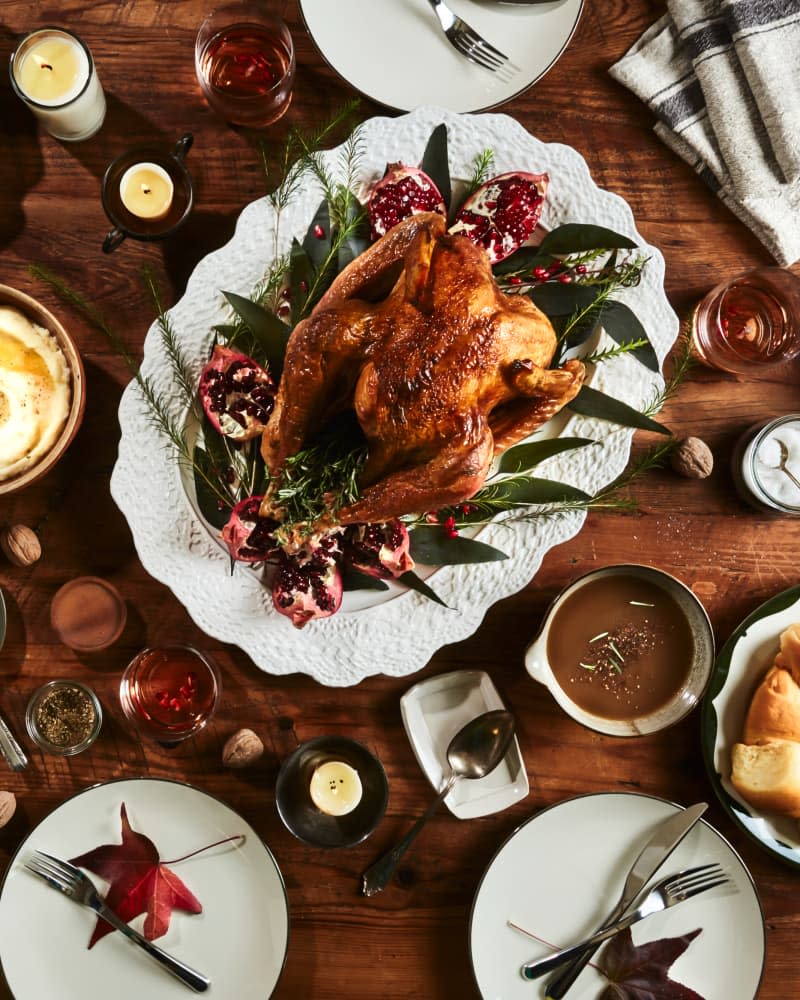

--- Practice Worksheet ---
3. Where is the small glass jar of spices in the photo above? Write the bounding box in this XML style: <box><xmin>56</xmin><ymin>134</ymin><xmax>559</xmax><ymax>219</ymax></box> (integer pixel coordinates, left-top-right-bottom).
<box><xmin>26</xmin><ymin>680</ymin><xmax>102</xmax><ymax>755</ymax></box>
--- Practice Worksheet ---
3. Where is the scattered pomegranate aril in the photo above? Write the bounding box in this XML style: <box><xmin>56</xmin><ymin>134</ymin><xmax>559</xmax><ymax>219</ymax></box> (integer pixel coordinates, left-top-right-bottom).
<box><xmin>313</xmin><ymin>224</ymin><xmax>325</xmax><ymax>238</ymax></box>
<box><xmin>449</xmin><ymin>171</ymin><xmax>548</xmax><ymax>264</ymax></box>
<box><xmin>199</xmin><ymin>345</ymin><xmax>275</xmax><ymax>441</ymax></box>
<box><xmin>367</xmin><ymin>162</ymin><xmax>446</xmax><ymax>241</ymax></box>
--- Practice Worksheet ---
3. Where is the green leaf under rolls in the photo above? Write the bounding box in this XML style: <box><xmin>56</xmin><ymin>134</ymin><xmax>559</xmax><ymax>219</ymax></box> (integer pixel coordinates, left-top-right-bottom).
<box><xmin>222</xmin><ymin>291</ymin><xmax>291</xmax><ymax>379</ymax></box>
<box><xmin>538</xmin><ymin>223</ymin><xmax>638</xmax><ymax>255</ymax></box>
<box><xmin>568</xmin><ymin>384</ymin><xmax>670</xmax><ymax>434</ymax></box>
<box><xmin>409</xmin><ymin>526</ymin><xmax>508</xmax><ymax>565</ymax></box>
<box><xmin>419</xmin><ymin>122</ymin><xmax>451</xmax><ymax>211</ymax></box>
<box><xmin>496</xmin><ymin>437</ymin><xmax>597</xmax><ymax>475</ymax></box>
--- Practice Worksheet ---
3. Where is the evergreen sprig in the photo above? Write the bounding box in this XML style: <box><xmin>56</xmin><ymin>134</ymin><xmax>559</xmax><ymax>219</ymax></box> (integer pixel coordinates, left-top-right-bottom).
<box><xmin>643</xmin><ymin>323</ymin><xmax>695</xmax><ymax>416</ymax></box>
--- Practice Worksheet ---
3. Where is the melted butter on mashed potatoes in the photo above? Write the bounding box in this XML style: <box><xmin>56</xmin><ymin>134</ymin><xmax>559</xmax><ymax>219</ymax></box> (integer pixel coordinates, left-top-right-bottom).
<box><xmin>0</xmin><ymin>306</ymin><xmax>71</xmax><ymax>482</ymax></box>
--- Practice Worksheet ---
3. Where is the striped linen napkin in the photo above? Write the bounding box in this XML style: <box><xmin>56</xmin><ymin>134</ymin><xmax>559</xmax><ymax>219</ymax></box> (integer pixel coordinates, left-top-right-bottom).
<box><xmin>609</xmin><ymin>1</ymin><xmax>800</xmax><ymax>265</ymax></box>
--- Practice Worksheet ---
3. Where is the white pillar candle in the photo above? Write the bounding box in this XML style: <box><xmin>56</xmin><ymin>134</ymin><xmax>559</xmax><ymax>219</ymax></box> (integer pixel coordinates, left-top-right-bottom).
<box><xmin>119</xmin><ymin>163</ymin><xmax>174</xmax><ymax>221</ymax></box>
<box><xmin>10</xmin><ymin>28</ymin><xmax>106</xmax><ymax>141</ymax></box>
<box><xmin>309</xmin><ymin>760</ymin><xmax>363</xmax><ymax>816</ymax></box>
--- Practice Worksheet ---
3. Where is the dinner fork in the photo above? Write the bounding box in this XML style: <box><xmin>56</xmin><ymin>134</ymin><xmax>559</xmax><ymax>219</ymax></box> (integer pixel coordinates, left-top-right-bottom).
<box><xmin>520</xmin><ymin>863</ymin><xmax>729</xmax><ymax>980</ymax></box>
<box><xmin>424</xmin><ymin>0</ymin><xmax>516</xmax><ymax>78</ymax></box>
<box><xmin>24</xmin><ymin>851</ymin><xmax>210</xmax><ymax>993</ymax></box>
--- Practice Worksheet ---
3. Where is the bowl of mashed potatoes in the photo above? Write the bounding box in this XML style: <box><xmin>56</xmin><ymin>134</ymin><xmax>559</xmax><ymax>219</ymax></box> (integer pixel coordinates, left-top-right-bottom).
<box><xmin>0</xmin><ymin>285</ymin><xmax>85</xmax><ymax>494</ymax></box>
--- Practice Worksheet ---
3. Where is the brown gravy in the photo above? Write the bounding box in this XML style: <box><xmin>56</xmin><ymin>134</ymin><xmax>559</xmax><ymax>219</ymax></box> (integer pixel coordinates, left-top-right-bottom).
<box><xmin>547</xmin><ymin>574</ymin><xmax>694</xmax><ymax>721</ymax></box>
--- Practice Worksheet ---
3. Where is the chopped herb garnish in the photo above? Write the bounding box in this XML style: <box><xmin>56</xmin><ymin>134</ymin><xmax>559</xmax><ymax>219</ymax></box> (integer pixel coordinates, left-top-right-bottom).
<box><xmin>629</xmin><ymin>600</ymin><xmax>655</xmax><ymax>607</ymax></box>
<box><xmin>579</xmin><ymin>662</ymin><xmax>597</xmax><ymax>671</ymax></box>
<box><xmin>589</xmin><ymin>631</ymin><xmax>608</xmax><ymax>643</ymax></box>
<box><xmin>608</xmin><ymin>640</ymin><xmax>625</xmax><ymax>662</ymax></box>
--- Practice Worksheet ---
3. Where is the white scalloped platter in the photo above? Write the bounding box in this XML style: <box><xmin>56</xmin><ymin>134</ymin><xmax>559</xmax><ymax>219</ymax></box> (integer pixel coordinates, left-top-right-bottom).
<box><xmin>110</xmin><ymin>106</ymin><xmax>679</xmax><ymax>687</ymax></box>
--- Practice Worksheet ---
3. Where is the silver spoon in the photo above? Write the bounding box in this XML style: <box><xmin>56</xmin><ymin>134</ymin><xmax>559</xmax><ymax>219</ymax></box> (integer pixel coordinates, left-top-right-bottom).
<box><xmin>770</xmin><ymin>438</ymin><xmax>800</xmax><ymax>491</ymax></box>
<box><xmin>360</xmin><ymin>709</ymin><xmax>515</xmax><ymax>896</ymax></box>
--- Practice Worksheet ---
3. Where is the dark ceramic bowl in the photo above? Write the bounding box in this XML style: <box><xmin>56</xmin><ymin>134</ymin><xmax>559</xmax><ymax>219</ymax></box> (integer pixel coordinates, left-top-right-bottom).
<box><xmin>276</xmin><ymin>736</ymin><xmax>388</xmax><ymax>849</ymax></box>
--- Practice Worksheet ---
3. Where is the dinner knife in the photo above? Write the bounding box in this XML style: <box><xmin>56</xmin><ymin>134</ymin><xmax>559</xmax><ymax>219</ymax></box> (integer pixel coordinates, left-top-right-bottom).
<box><xmin>544</xmin><ymin>801</ymin><xmax>708</xmax><ymax>999</ymax></box>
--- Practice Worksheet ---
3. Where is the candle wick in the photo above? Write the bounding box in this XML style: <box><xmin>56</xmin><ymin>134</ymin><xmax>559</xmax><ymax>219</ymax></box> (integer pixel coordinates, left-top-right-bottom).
<box><xmin>141</xmin><ymin>184</ymin><xmax>152</xmax><ymax>195</ymax></box>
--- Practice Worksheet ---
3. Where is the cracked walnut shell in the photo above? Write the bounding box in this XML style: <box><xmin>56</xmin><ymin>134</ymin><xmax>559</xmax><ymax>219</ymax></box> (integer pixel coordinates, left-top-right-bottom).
<box><xmin>222</xmin><ymin>728</ymin><xmax>264</xmax><ymax>768</ymax></box>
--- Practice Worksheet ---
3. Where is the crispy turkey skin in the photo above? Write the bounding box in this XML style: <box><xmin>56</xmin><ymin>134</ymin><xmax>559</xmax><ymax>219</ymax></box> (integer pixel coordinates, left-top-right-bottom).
<box><xmin>261</xmin><ymin>212</ymin><xmax>584</xmax><ymax>525</ymax></box>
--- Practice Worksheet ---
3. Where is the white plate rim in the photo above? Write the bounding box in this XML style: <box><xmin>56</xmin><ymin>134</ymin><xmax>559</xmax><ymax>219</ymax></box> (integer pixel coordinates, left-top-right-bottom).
<box><xmin>400</xmin><ymin>669</ymin><xmax>529</xmax><ymax>818</ymax></box>
<box><xmin>0</xmin><ymin>777</ymin><xmax>290</xmax><ymax>1000</ymax></box>
<box><xmin>468</xmin><ymin>790</ymin><xmax>766</xmax><ymax>999</ymax></box>
<box><xmin>297</xmin><ymin>0</ymin><xmax>585</xmax><ymax>114</ymax></box>
<box><xmin>110</xmin><ymin>105</ymin><xmax>679</xmax><ymax>686</ymax></box>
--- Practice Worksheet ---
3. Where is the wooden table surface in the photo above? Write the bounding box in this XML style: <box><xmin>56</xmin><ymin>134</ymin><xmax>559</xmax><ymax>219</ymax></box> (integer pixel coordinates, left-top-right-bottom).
<box><xmin>1</xmin><ymin>1</ymin><xmax>798</xmax><ymax>997</ymax></box>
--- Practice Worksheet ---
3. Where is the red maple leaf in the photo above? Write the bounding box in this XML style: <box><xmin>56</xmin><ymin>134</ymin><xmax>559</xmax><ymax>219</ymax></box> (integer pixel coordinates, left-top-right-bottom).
<box><xmin>599</xmin><ymin>927</ymin><xmax>706</xmax><ymax>1000</ymax></box>
<box><xmin>69</xmin><ymin>803</ymin><xmax>202</xmax><ymax>948</ymax></box>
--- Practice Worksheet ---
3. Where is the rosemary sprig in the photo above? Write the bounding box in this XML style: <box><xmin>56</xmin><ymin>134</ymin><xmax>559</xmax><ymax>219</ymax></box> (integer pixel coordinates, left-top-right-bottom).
<box><xmin>463</xmin><ymin>148</ymin><xmax>495</xmax><ymax>199</ymax></box>
<box><xmin>581</xmin><ymin>338</ymin><xmax>649</xmax><ymax>366</ymax></box>
<box><xmin>142</xmin><ymin>264</ymin><xmax>199</xmax><ymax>418</ymax></box>
<box><xmin>272</xmin><ymin>435</ymin><xmax>367</xmax><ymax>531</ymax></box>
<box><xmin>643</xmin><ymin>323</ymin><xmax>695</xmax><ymax>416</ymax></box>
<box><xmin>558</xmin><ymin>256</ymin><xmax>647</xmax><ymax>344</ymax></box>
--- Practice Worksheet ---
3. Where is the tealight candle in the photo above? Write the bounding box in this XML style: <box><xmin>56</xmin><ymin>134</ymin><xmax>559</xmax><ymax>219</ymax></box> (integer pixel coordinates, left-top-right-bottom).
<box><xmin>119</xmin><ymin>163</ymin><xmax>174</xmax><ymax>221</ymax></box>
<box><xmin>10</xmin><ymin>28</ymin><xmax>106</xmax><ymax>141</ymax></box>
<box><xmin>309</xmin><ymin>760</ymin><xmax>363</xmax><ymax>817</ymax></box>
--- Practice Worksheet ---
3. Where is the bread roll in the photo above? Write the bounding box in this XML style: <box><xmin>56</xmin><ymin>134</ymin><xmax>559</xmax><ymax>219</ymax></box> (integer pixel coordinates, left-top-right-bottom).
<box><xmin>743</xmin><ymin>665</ymin><xmax>800</xmax><ymax>744</ymax></box>
<box><xmin>775</xmin><ymin>623</ymin><xmax>800</xmax><ymax>683</ymax></box>
<box><xmin>731</xmin><ymin>740</ymin><xmax>800</xmax><ymax>817</ymax></box>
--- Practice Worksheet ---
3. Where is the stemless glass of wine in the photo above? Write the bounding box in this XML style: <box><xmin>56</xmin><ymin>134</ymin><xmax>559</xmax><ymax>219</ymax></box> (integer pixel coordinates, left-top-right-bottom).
<box><xmin>194</xmin><ymin>2</ymin><xmax>295</xmax><ymax>127</ymax></box>
<box><xmin>691</xmin><ymin>266</ymin><xmax>800</xmax><ymax>375</ymax></box>
<box><xmin>120</xmin><ymin>646</ymin><xmax>221</xmax><ymax>745</ymax></box>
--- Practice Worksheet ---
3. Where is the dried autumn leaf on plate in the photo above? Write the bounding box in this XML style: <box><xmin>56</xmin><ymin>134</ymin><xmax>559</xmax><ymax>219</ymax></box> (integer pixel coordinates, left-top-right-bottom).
<box><xmin>599</xmin><ymin>927</ymin><xmax>705</xmax><ymax>1000</ymax></box>
<box><xmin>69</xmin><ymin>803</ymin><xmax>202</xmax><ymax>948</ymax></box>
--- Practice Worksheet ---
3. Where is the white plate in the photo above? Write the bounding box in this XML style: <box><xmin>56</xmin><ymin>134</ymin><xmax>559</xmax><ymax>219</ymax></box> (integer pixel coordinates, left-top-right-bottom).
<box><xmin>401</xmin><ymin>669</ymin><xmax>528</xmax><ymax>818</ymax></box>
<box><xmin>299</xmin><ymin>0</ymin><xmax>583</xmax><ymax>113</ymax></box>
<box><xmin>703</xmin><ymin>583</ymin><xmax>800</xmax><ymax>868</ymax></box>
<box><xmin>0</xmin><ymin>779</ymin><xmax>289</xmax><ymax>1000</ymax></box>
<box><xmin>470</xmin><ymin>792</ymin><xmax>765</xmax><ymax>999</ymax></box>
<box><xmin>110</xmin><ymin>105</ymin><xmax>678</xmax><ymax>686</ymax></box>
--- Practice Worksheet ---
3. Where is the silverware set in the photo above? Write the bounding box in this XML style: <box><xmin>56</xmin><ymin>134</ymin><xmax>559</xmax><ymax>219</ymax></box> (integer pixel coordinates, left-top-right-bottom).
<box><xmin>24</xmin><ymin>851</ymin><xmax>210</xmax><ymax>992</ymax></box>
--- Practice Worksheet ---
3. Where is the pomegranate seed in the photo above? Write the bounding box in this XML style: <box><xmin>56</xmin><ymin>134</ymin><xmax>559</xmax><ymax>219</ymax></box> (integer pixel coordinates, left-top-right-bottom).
<box><xmin>533</xmin><ymin>267</ymin><xmax>547</xmax><ymax>278</ymax></box>
<box><xmin>169</xmin><ymin>697</ymin><xmax>183</xmax><ymax>712</ymax></box>
<box><xmin>575</xmin><ymin>264</ymin><xmax>587</xmax><ymax>274</ymax></box>
<box><xmin>447</xmin><ymin>528</ymin><xmax>458</xmax><ymax>539</ymax></box>
<box><xmin>179</xmin><ymin>684</ymin><xmax>194</xmax><ymax>701</ymax></box>
<box><xmin>187</xmin><ymin>672</ymin><xmax>198</xmax><ymax>689</ymax></box>
<box><xmin>558</xmin><ymin>274</ymin><xmax>573</xmax><ymax>284</ymax></box>
<box><xmin>508</xmin><ymin>276</ymin><xmax>522</xmax><ymax>285</ymax></box>
<box><xmin>313</xmin><ymin>224</ymin><xmax>325</xmax><ymax>238</ymax></box>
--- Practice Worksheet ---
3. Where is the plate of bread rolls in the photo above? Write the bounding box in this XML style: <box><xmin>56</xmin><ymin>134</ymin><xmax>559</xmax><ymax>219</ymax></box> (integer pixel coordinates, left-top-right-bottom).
<box><xmin>702</xmin><ymin>584</ymin><xmax>800</xmax><ymax>868</ymax></box>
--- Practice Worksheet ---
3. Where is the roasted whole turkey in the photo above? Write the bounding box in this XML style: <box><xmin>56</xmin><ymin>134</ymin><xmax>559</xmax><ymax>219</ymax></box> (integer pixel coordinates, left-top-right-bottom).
<box><xmin>261</xmin><ymin>212</ymin><xmax>585</xmax><ymax>525</ymax></box>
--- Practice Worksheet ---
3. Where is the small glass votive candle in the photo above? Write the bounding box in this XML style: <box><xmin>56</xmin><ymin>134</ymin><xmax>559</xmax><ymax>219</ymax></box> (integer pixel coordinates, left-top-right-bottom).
<box><xmin>50</xmin><ymin>576</ymin><xmax>127</xmax><ymax>652</ymax></box>
<box><xmin>732</xmin><ymin>414</ymin><xmax>800</xmax><ymax>515</ymax></box>
<box><xmin>194</xmin><ymin>3</ymin><xmax>295</xmax><ymax>127</ymax></box>
<box><xmin>120</xmin><ymin>645</ymin><xmax>221</xmax><ymax>744</ymax></box>
<box><xmin>9</xmin><ymin>27</ymin><xmax>106</xmax><ymax>141</ymax></box>
<box><xmin>691</xmin><ymin>267</ymin><xmax>800</xmax><ymax>375</ymax></box>
<box><xmin>26</xmin><ymin>680</ymin><xmax>102</xmax><ymax>755</ymax></box>
<box><xmin>101</xmin><ymin>134</ymin><xmax>194</xmax><ymax>253</ymax></box>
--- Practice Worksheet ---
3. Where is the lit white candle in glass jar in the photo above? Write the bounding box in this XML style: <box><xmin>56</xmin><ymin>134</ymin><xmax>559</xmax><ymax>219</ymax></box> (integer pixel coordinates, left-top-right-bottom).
<box><xmin>10</xmin><ymin>28</ymin><xmax>106</xmax><ymax>141</ymax></box>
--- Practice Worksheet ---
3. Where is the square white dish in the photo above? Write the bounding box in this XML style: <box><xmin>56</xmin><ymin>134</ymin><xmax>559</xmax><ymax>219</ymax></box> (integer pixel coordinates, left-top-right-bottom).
<box><xmin>400</xmin><ymin>669</ymin><xmax>528</xmax><ymax>819</ymax></box>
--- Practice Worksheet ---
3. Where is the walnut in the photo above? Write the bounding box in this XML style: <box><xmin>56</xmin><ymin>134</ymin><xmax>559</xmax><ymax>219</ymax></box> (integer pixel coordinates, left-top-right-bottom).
<box><xmin>0</xmin><ymin>791</ymin><xmax>16</xmax><ymax>828</ymax></box>
<box><xmin>222</xmin><ymin>728</ymin><xmax>264</xmax><ymax>768</ymax></box>
<box><xmin>0</xmin><ymin>525</ymin><xmax>41</xmax><ymax>566</ymax></box>
<box><xmin>671</xmin><ymin>437</ymin><xmax>713</xmax><ymax>479</ymax></box>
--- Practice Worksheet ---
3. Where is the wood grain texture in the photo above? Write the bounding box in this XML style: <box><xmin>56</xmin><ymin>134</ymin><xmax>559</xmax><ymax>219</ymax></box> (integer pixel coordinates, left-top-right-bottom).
<box><xmin>0</xmin><ymin>0</ymin><xmax>798</xmax><ymax>996</ymax></box>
